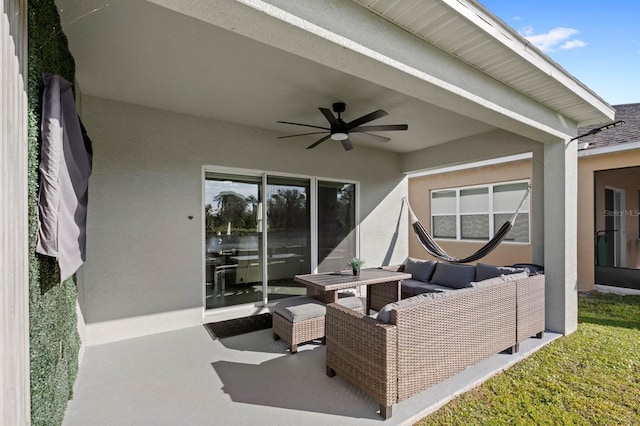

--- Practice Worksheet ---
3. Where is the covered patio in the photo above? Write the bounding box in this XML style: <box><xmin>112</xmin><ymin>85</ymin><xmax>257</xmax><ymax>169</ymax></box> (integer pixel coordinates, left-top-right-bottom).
<box><xmin>55</xmin><ymin>0</ymin><xmax>613</xmax><ymax>346</ymax></box>
<box><xmin>1</xmin><ymin>0</ymin><xmax>616</xmax><ymax>424</ymax></box>
<box><xmin>62</xmin><ymin>324</ymin><xmax>559</xmax><ymax>425</ymax></box>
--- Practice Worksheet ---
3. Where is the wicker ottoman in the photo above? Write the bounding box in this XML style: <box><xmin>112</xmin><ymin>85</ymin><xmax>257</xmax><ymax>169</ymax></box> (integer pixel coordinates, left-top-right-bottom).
<box><xmin>273</xmin><ymin>295</ymin><xmax>363</xmax><ymax>354</ymax></box>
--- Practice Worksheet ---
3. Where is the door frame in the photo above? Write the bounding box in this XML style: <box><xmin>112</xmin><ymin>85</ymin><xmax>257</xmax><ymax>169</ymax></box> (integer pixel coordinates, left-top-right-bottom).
<box><xmin>201</xmin><ymin>165</ymin><xmax>359</xmax><ymax>322</ymax></box>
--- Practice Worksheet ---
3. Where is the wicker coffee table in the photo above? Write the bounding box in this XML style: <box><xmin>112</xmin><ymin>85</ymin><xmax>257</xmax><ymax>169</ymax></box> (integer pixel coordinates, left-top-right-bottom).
<box><xmin>294</xmin><ymin>268</ymin><xmax>411</xmax><ymax>314</ymax></box>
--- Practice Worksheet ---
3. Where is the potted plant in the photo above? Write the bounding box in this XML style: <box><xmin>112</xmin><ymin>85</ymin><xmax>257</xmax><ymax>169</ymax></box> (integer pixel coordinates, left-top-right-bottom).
<box><xmin>348</xmin><ymin>257</ymin><xmax>365</xmax><ymax>276</ymax></box>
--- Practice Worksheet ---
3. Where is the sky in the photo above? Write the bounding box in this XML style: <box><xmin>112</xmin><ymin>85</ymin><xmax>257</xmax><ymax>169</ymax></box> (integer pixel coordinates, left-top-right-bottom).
<box><xmin>479</xmin><ymin>0</ymin><xmax>640</xmax><ymax>106</ymax></box>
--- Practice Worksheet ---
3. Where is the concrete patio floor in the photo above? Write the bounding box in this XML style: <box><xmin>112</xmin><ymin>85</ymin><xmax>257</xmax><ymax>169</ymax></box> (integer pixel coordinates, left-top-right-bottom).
<box><xmin>63</xmin><ymin>324</ymin><xmax>559</xmax><ymax>426</ymax></box>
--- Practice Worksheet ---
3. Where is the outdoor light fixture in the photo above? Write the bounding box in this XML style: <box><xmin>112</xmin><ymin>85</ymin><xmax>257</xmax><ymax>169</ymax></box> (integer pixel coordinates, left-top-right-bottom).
<box><xmin>331</xmin><ymin>132</ymin><xmax>349</xmax><ymax>141</ymax></box>
<box><xmin>571</xmin><ymin>120</ymin><xmax>625</xmax><ymax>141</ymax></box>
<box><xmin>577</xmin><ymin>142</ymin><xmax>590</xmax><ymax>150</ymax></box>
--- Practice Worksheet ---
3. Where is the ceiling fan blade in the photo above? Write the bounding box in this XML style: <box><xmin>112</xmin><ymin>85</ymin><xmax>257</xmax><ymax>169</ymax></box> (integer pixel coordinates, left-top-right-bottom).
<box><xmin>346</xmin><ymin>109</ymin><xmax>388</xmax><ymax>129</ymax></box>
<box><xmin>277</xmin><ymin>121</ymin><xmax>330</xmax><ymax>131</ymax></box>
<box><xmin>341</xmin><ymin>138</ymin><xmax>354</xmax><ymax>151</ymax></box>
<box><xmin>351</xmin><ymin>124</ymin><xmax>408</xmax><ymax>132</ymax></box>
<box><xmin>353</xmin><ymin>132</ymin><xmax>391</xmax><ymax>143</ymax></box>
<box><xmin>277</xmin><ymin>131</ymin><xmax>329</xmax><ymax>139</ymax></box>
<box><xmin>306</xmin><ymin>134</ymin><xmax>331</xmax><ymax>149</ymax></box>
<box><xmin>319</xmin><ymin>108</ymin><xmax>341</xmax><ymax>128</ymax></box>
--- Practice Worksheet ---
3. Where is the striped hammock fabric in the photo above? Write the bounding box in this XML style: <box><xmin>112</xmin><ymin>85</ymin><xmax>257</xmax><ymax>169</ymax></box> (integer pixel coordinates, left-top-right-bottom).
<box><xmin>403</xmin><ymin>185</ymin><xmax>531</xmax><ymax>264</ymax></box>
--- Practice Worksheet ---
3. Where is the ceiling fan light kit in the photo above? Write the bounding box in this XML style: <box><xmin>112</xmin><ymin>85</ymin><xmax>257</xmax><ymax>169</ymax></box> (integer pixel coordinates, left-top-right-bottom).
<box><xmin>277</xmin><ymin>102</ymin><xmax>408</xmax><ymax>151</ymax></box>
<box><xmin>331</xmin><ymin>132</ymin><xmax>348</xmax><ymax>141</ymax></box>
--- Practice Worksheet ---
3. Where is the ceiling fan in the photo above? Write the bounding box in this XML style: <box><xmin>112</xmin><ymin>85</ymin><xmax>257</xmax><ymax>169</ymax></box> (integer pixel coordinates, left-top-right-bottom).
<box><xmin>277</xmin><ymin>102</ymin><xmax>408</xmax><ymax>151</ymax></box>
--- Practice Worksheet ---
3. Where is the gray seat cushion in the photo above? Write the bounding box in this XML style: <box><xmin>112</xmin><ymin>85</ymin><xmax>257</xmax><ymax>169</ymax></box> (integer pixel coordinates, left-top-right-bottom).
<box><xmin>376</xmin><ymin>292</ymin><xmax>449</xmax><ymax>324</ymax></box>
<box><xmin>475</xmin><ymin>263</ymin><xmax>527</xmax><ymax>281</ymax></box>
<box><xmin>471</xmin><ymin>271</ymin><xmax>530</xmax><ymax>288</ymax></box>
<box><xmin>403</xmin><ymin>257</ymin><xmax>437</xmax><ymax>282</ymax></box>
<box><xmin>336</xmin><ymin>295</ymin><xmax>363</xmax><ymax>310</ymax></box>
<box><xmin>470</xmin><ymin>275</ymin><xmax>505</xmax><ymax>288</ymax></box>
<box><xmin>274</xmin><ymin>296</ymin><xmax>326</xmax><ymax>323</ymax></box>
<box><xmin>429</xmin><ymin>262</ymin><xmax>476</xmax><ymax>289</ymax></box>
<box><xmin>401</xmin><ymin>279</ymin><xmax>451</xmax><ymax>296</ymax></box>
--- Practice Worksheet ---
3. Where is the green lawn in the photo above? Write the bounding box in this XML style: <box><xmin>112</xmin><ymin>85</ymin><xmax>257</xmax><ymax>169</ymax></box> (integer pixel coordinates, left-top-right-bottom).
<box><xmin>417</xmin><ymin>292</ymin><xmax>640</xmax><ymax>425</ymax></box>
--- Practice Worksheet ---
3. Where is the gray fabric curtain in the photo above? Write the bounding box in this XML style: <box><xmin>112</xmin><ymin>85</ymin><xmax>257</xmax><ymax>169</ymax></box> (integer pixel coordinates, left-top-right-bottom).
<box><xmin>36</xmin><ymin>73</ymin><xmax>92</xmax><ymax>282</ymax></box>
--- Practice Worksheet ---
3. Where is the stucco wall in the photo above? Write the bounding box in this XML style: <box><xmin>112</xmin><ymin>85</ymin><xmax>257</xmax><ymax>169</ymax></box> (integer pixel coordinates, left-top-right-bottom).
<box><xmin>80</xmin><ymin>95</ymin><xmax>408</xmax><ymax>345</ymax></box>
<box><xmin>408</xmin><ymin>159</ymin><xmax>533</xmax><ymax>266</ymax></box>
<box><xmin>409</xmin><ymin>149</ymin><xmax>640</xmax><ymax>291</ymax></box>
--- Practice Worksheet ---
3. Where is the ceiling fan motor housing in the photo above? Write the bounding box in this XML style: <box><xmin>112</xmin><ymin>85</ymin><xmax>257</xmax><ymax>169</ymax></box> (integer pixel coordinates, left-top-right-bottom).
<box><xmin>332</xmin><ymin>102</ymin><xmax>348</xmax><ymax>136</ymax></box>
<box><xmin>332</xmin><ymin>102</ymin><xmax>346</xmax><ymax>114</ymax></box>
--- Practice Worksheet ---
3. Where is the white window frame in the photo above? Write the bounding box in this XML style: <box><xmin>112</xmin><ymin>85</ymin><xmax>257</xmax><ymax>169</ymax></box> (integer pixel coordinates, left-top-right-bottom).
<box><xmin>431</xmin><ymin>179</ymin><xmax>530</xmax><ymax>244</ymax></box>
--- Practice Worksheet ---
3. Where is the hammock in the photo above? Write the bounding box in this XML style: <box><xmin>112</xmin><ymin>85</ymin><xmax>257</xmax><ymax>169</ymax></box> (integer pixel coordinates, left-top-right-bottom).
<box><xmin>404</xmin><ymin>185</ymin><xmax>531</xmax><ymax>264</ymax></box>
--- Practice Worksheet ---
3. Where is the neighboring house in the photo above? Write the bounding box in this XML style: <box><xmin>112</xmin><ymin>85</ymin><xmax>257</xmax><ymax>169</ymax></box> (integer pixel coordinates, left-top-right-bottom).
<box><xmin>577</xmin><ymin>103</ymin><xmax>640</xmax><ymax>291</ymax></box>
<box><xmin>409</xmin><ymin>103</ymin><xmax>640</xmax><ymax>292</ymax></box>
<box><xmin>1</xmin><ymin>0</ymin><xmax>615</xmax><ymax>423</ymax></box>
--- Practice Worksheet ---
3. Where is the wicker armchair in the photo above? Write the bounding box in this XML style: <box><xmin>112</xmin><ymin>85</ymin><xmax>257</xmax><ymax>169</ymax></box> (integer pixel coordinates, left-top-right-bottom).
<box><xmin>326</xmin><ymin>277</ymin><xmax>544</xmax><ymax>419</ymax></box>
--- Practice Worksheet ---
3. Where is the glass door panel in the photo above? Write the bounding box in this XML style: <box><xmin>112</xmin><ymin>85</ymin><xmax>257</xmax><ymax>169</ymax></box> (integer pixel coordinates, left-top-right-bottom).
<box><xmin>204</xmin><ymin>173</ymin><xmax>263</xmax><ymax>309</ymax></box>
<box><xmin>317</xmin><ymin>181</ymin><xmax>356</xmax><ymax>273</ymax></box>
<box><xmin>266</xmin><ymin>176</ymin><xmax>311</xmax><ymax>300</ymax></box>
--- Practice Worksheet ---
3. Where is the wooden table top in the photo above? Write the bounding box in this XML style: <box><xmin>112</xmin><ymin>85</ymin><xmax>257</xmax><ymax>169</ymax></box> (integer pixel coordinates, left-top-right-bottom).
<box><xmin>294</xmin><ymin>268</ymin><xmax>411</xmax><ymax>292</ymax></box>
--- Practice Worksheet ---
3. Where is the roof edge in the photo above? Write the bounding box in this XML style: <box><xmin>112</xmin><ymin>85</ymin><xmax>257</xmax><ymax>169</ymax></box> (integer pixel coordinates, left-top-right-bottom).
<box><xmin>410</xmin><ymin>0</ymin><xmax>615</xmax><ymax>127</ymax></box>
<box><xmin>578</xmin><ymin>140</ymin><xmax>640</xmax><ymax>157</ymax></box>
<box><xmin>457</xmin><ymin>0</ymin><xmax>614</xmax><ymax>123</ymax></box>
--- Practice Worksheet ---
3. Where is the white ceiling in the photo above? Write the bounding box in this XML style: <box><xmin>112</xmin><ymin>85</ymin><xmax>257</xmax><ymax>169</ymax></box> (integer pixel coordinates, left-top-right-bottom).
<box><xmin>56</xmin><ymin>0</ymin><xmax>496</xmax><ymax>153</ymax></box>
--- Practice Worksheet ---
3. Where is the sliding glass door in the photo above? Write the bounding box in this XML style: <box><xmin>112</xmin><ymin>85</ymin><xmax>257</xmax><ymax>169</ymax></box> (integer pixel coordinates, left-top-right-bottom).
<box><xmin>204</xmin><ymin>173</ymin><xmax>263</xmax><ymax>309</ymax></box>
<box><xmin>204</xmin><ymin>171</ymin><xmax>357</xmax><ymax>311</ymax></box>
<box><xmin>317</xmin><ymin>181</ymin><xmax>356</xmax><ymax>273</ymax></box>
<box><xmin>266</xmin><ymin>176</ymin><xmax>311</xmax><ymax>300</ymax></box>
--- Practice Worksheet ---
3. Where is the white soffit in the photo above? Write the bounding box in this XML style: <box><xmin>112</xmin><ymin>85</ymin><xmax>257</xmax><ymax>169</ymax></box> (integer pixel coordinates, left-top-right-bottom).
<box><xmin>352</xmin><ymin>0</ymin><xmax>615</xmax><ymax>126</ymax></box>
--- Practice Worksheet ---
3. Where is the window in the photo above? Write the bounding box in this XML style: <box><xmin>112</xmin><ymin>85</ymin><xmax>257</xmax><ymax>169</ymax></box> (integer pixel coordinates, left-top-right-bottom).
<box><xmin>431</xmin><ymin>181</ymin><xmax>530</xmax><ymax>243</ymax></box>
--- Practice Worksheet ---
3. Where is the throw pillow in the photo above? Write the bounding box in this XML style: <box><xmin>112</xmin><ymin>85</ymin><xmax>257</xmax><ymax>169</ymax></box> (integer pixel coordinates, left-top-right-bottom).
<box><xmin>476</xmin><ymin>263</ymin><xmax>527</xmax><ymax>281</ymax></box>
<box><xmin>500</xmin><ymin>271</ymin><xmax>529</xmax><ymax>282</ymax></box>
<box><xmin>429</xmin><ymin>262</ymin><xmax>476</xmax><ymax>289</ymax></box>
<box><xmin>403</xmin><ymin>257</ymin><xmax>437</xmax><ymax>282</ymax></box>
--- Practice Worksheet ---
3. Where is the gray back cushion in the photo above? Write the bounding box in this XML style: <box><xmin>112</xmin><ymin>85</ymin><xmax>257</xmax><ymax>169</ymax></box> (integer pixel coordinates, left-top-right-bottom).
<box><xmin>429</xmin><ymin>262</ymin><xmax>476</xmax><ymax>289</ymax></box>
<box><xmin>476</xmin><ymin>263</ymin><xmax>527</xmax><ymax>281</ymax></box>
<box><xmin>403</xmin><ymin>257</ymin><xmax>437</xmax><ymax>282</ymax></box>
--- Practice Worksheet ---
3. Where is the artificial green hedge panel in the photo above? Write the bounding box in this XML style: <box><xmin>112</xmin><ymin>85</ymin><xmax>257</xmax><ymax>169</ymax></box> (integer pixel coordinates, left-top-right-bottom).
<box><xmin>28</xmin><ymin>1</ymin><xmax>80</xmax><ymax>425</ymax></box>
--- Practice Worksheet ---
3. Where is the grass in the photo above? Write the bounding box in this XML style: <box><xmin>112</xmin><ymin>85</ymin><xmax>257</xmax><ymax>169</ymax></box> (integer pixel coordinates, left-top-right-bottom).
<box><xmin>417</xmin><ymin>292</ymin><xmax>640</xmax><ymax>425</ymax></box>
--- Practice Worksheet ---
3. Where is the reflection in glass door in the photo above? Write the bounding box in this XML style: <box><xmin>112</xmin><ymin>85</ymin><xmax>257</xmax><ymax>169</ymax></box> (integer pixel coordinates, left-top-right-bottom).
<box><xmin>204</xmin><ymin>171</ymin><xmax>358</xmax><ymax>311</ymax></box>
<box><xmin>317</xmin><ymin>181</ymin><xmax>356</xmax><ymax>273</ymax></box>
<box><xmin>204</xmin><ymin>173</ymin><xmax>263</xmax><ymax>309</ymax></box>
<box><xmin>266</xmin><ymin>176</ymin><xmax>311</xmax><ymax>300</ymax></box>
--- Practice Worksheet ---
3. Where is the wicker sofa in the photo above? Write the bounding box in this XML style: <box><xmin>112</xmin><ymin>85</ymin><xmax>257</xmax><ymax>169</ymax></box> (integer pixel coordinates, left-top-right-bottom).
<box><xmin>325</xmin><ymin>260</ymin><xmax>545</xmax><ymax>419</ymax></box>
